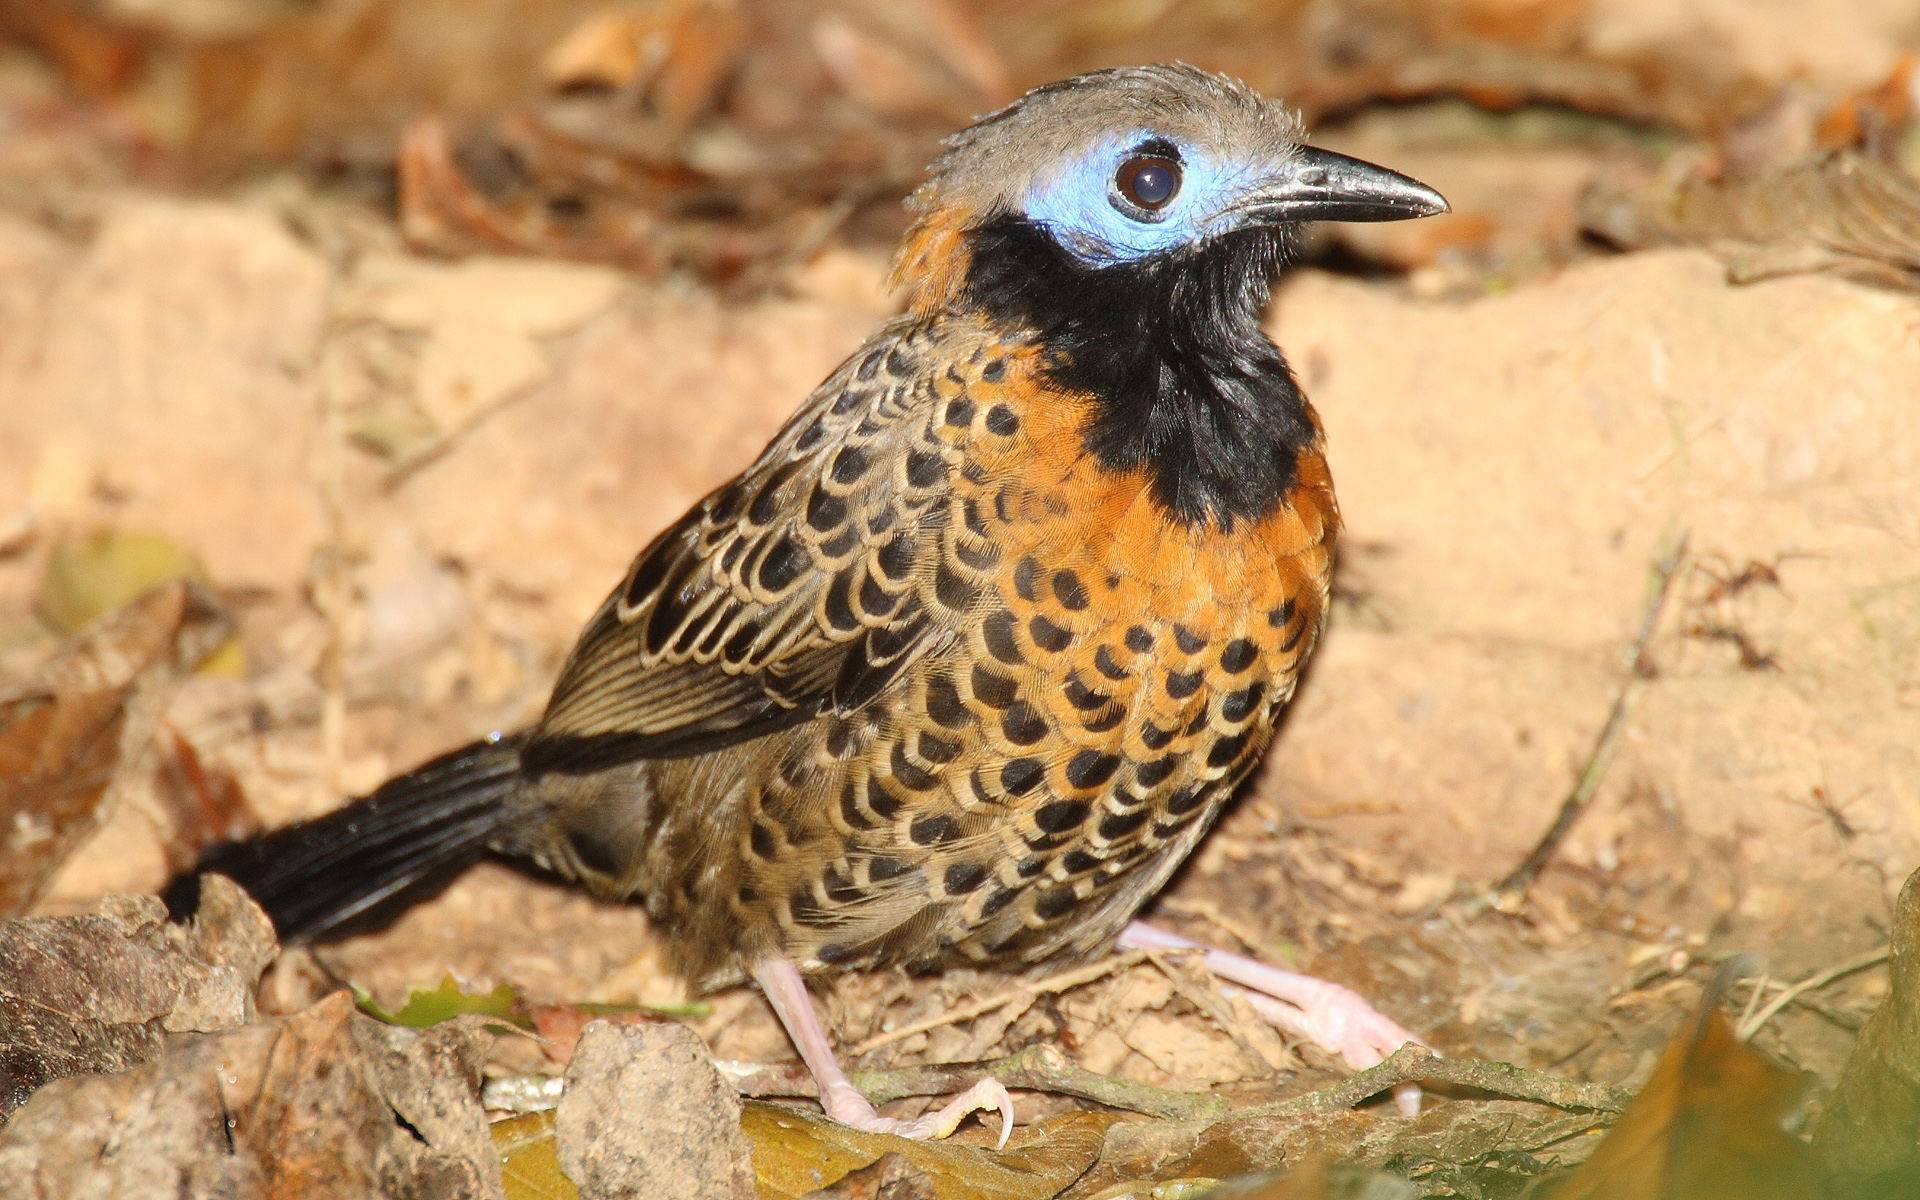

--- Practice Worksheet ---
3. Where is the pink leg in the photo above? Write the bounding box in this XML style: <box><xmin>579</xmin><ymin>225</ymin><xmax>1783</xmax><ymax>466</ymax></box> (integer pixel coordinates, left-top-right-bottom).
<box><xmin>1119</xmin><ymin>922</ymin><xmax>1427</xmax><ymax>1116</ymax></box>
<box><xmin>752</xmin><ymin>956</ymin><xmax>1014</xmax><ymax>1148</ymax></box>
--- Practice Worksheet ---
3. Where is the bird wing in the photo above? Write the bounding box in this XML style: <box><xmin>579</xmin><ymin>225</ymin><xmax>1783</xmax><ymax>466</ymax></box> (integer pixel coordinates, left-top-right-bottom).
<box><xmin>522</xmin><ymin>316</ymin><xmax>969</xmax><ymax>775</ymax></box>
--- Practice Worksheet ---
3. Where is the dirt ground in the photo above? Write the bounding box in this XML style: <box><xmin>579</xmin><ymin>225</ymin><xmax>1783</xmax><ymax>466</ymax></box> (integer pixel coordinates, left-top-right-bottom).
<box><xmin>2</xmin><ymin>1</ymin><xmax>1919</xmax><ymax>1197</ymax></box>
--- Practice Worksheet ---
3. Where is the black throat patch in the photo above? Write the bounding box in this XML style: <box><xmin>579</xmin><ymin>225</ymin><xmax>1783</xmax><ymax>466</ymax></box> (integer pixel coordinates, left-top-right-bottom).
<box><xmin>957</xmin><ymin>213</ymin><xmax>1315</xmax><ymax>530</ymax></box>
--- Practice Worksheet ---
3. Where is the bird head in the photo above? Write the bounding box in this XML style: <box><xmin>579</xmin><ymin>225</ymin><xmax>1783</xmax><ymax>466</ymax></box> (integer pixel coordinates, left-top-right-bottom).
<box><xmin>891</xmin><ymin>63</ymin><xmax>1447</xmax><ymax>311</ymax></box>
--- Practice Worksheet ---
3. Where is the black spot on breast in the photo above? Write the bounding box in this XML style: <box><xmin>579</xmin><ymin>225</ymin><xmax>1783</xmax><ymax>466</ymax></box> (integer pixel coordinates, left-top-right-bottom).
<box><xmin>824</xmin><ymin>574</ymin><xmax>859</xmax><ymax>631</ymax></box>
<box><xmin>917</xmin><ymin>731</ymin><xmax>959</xmax><ymax>764</ymax></box>
<box><xmin>934</xmin><ymin>562</ymin><xmax>975</xmax><ymax>612</ymax></box>
<box><xmin>1013</xmin><ymin>556</ymin><xmax>1039</xmax><ymax>601</ymax></box>
<box><xmin>887</xmin><ymin>348</ymin><xmax>914</xmax><ymax>376</ymax></box>
<box><xmin>981</xmin><ymin>358</ymin><xmax>1006</xmax><ymax>382</ymax></box>
<box><xmin>1220</xmin><ymin>639</ymin><xmax>1258</xmax><ymax>674</ymax></box>
<box><xmin>756</xmin><ymin>535</ymin><xmax>806</xmax><ymax>592</ymax></box>
<box><xmin>1207</xmin><ymin>731</ymin><xmax>1252</xmax><ymax>768</ymax></box>
<box><xmin>985</xmin><ymin>405</ymin><xmax>1019</xmax><ymax>436</ymax></box>
<box><xmin>906</xmin><ymin>450</ymin><xmax>945</xmax><ymax>488</ymax></box>
<box><xmin>890</xmin><ymin>743</ymin><xmax>938</xmax><ymax>791</ymax></box>
<box><xmin>1173</xmin><ymin>624</ymin><xmax>1207</xmax><ymax>654</ymax></box>
<box><xmin>944</xmin><ymin>863</ymin><xmax>988</xmax><ymax>895</ymax></box>
<box><xmin>868</xmin><ymin>856</ymin><xmax>911</xmax><ymax>881</ymax></box>
<box><xmin>1028</xmin><ymin>615</ymin><xmax>1071</xmax><ymax>653</ymax></box>
<box><xmin>1034</xmin><ymin>888</ymin><xmax>1076</xmax><ymax>921</ymax></box>
<box><xmin>825</xmin><ymin>721</ymin><xmax>859</xmax><ymax>759</ymax></box>
<box><xmin>982</xmin><ymin>610</ymin><xmax>1023</xmax><ymax>664</ymax></box>
<box><xmin>1001</xmin><ymin>758</ymin><xmax>1044</xmax><ymax>795</ymax></box>
<box><xmin>1098</xmin><ymin>809</ymin><xmax>1151</xmax><ymax>840</ymax></box>
<box><xmin>807</xmin><ymin>486</ymin><xmax>847</xmax><ymax>532</ymax></box>
<box><xmin>981</xmin><ymin>887</ymin><xmax>1016</xmax><ymax>917</ymax></box>
<box><xmin>1133</xmin><ymin>756</ymin><xmax>1178</xmax><ymax>787</ymax></box>
<box><xmin>856</xmin><ymin>353</ymin><xmax>883</xmax><ymax>382</ymax></box>
<box><xmin>1035</xmin><ymin>799</ymin><xmax>1090</xmax><ymax>833</ymax></box>
<box><xmin>1221</xmin><ymin>683</ymin><xmax>1265</xmax><ymax>723</ymax></box>
<box><xmin>1140</xmin><ymin>722</ymin><xmax>1174</xmax><ymax>751</ymax></box>
<box><xmin>568</xmin><ymin>829</ymin><xmax>621</xmax><ymax>876</ymax></box>
<box><xmin>750</xmin><ymin>823</ymin><xmax>778</xmax><ymax>859</ymax></box>
<box><xmin>831</xmin><ymin>446</ymin><xmax>868</xmax><ymax>484</ymax></box>
<box><xmin>868</xmin><ymin>779</ymin><xmax>906</xmax><ymax>819</ymax></box>
<box><xmin>1061</xmin><ymin>850</ymin><xmax>1099</xmax><ymax>875</ymax></box>
<box><xmin>956</xmin><ymin>539</ymin><xmax>998</xmax><ymax>570</ymax></box>
<box><xmin>945</xmin><ymin>397</ymin><xmax>975</xmax><ymax>427</ymax></box>
<box><xmin>817</xmin><ymin>943</ymin><xmax>855</xmax><ymax>964</ymax></box>
<box><xmin>1052</xmin><ymin>570</ymin><xmax>1089</xmax><ymax>610</ymax></box>
<box><xmin>1062</xmin><ymin>673</ymin><xmax>1110</xmax><ymax>711</ymax></box>
<box><xmin>858</xmin><ymin>573</ymin><xmax>895</xmax><ymax>620</ymax></box>
<box><xmin>962</xmin><ymin>499</ymin><xmax>989</xmax><ymax>537</ymax></box>
<box><xmin>1125</xmin><ymin>626</ymin><xmax>1154</xmax><ymax>654</ymax></box>
<box><xmin>970</xmin><ymin>664</ymin><xmax>1017</xmax><ymax>709</ymax></box>
<box><xmin>876</xmin><ymin>534</ymin><xmax>914</xmax><ymax>582</ymax></box>
<box><xmin>1165</xmin><ymin>670</ymin><xmax>1204</xmax><ymax>699</ymax></box>
<box><xmin>910</xmin><ymin>813</ymin><xmax>961</xmax><ymax>845</ymax></box>
<box><xmin>738</xmin><ymin>886</ymin><xmax>760</xmax><ymax>904</ymax></box>
<box><xmin>1001</xmin><ymin>702</ymin><xmax>1048</xmax><ymax>745</ymax></box>
<box><xmin>709</xmin><ymin>481</ymin><xmax>751</xmax><ymax>525</ymax></box>
<box><xmin>796</xmin><ymin>416</ymin><xmax>829</xmax><ymax>451</ymax></box>
<box><xmin>1165</xmin><ymin>782</ymin><xmax>1213</xmax><ymax>815</ymax></box>
<box><xmin>1083</xmin><ymin>706</ymin><xmax>1124</xmax><ymax>733</ymax></box>
<box><xmin>1094</xmin><ymin>645</ymin><xmax>1129</xmax><ymax>680</ymax></box>
<box><xmin>1015</xmin><ymin>857</ymin><xmax>1043</xmax><ymax>878</ymax></box>
<box><xmin>1279</xmin><ymin>620</ymin><xmax>1307</xmax><ymax>653</ymax></box>
<box><xmin>1268</xmin><ymin>598</ymin><xmax>1298</xmax><ymax>627</ymax></box>
<box><xmin>926</xmin><ymin>674</ymin><xmax>973</xmax><ymax>727</ymax></box>
<box><xmin>1183</xmin><ymin>707</ymin><xmax>1210</xmax><ymax>735</ymax></box>
<box><xmin>720</xmin><ymin>538</ymin><xmax>749</xmax><ymax>574</ymax></box>
<box><xmin>749</xmin><ymin>463</ymin><xmax>803</xmax><ymax>526</ymax></box>
<box><xmin>1066</xmin><ymin>751</ymin><xmax>1121</xmax><ymax>789</ymax></box>
<box><xmin>868</xmin><ymin>506</ymin><xmax>895</xmax><ymax>535</ymax></box>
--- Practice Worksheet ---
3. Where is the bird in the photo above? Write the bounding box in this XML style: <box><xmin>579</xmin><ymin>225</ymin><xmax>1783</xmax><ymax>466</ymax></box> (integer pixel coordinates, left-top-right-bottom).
<box><xmin>178</xmin><ymin>63</ymin><xmax>1448</xmax><ymax>1145</ymax></box>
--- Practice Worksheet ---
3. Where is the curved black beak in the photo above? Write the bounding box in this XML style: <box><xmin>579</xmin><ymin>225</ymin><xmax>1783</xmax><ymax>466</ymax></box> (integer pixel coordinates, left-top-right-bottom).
<box><xmin>1247</xmin><ymin>146</ymin><xmax>1449</xmax><ymax>224</ymax></box>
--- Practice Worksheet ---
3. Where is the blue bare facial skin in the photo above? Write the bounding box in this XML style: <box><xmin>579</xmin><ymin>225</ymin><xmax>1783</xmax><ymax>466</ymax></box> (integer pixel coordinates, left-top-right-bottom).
<box><xmin>1023</xmin><ymin>133</ymin><xmax>1270</xmax><ymax>265</ymax></box>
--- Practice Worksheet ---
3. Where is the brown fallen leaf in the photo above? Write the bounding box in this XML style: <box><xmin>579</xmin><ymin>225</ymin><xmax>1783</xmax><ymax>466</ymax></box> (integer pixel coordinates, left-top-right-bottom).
<box><xmin>543</xmin><ymin>0</ymin><xmax>747</xmax><ymax>135</ymax></box>
<box><xmin>800</xmin><ymin>1150</ymin><xmax>935</xmax><ymax>1200</ymax></box>
<box><xmin>0</xmin><ymin>580</ymin><xmax>229</xmax><ymax>917</ymax></box>
<box><xmin>1536</xmin><ymin>1003</ymin><xmax>1814</xmax><ymax>1199</ymax></box>
<box><xmin>150</xmin><ymin>721</ymin><xmax>261</xmax><ymax>875</ymax></box>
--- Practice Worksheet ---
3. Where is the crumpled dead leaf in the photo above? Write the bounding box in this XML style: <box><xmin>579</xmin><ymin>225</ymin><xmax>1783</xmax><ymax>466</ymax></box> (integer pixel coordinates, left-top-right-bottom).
<box><xmin>0</xmin><ymin>990</ymin><xmax>505</xmax><ymax>1200</ymax></box>
<box><xmin>0</xmin><ymin>580</ymin><xmax>229</xmax><ymax>916</ymax></box>
<box><xmin>0</xmin><ymin>879</ymin><xmax>275</xmax><ymax>1120</ymax></box>
<box><xmin>1536</xmin><ymin>1004</ymin><xmax>1813</xmax><ymax>1199</ymax></box>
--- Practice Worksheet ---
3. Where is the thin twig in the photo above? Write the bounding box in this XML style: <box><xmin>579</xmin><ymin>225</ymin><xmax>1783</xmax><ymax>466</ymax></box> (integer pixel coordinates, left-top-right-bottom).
<box><xmin>1735</xmin><ymin>947</ymin><xmax>1890</xmax><ymax>1042</ymax></box>
<box><xmin>718</xmin><ymin>1042</ymin><xmax>1229</xmax><ymax>1122</ymax></box>
<box><xmin>1144</xmin><ymin>950</ymin><xmax>1286</xmax><ymax>1077</ymax></box>
<box><xmin>1240</xmin><ymin>1043</ymin><xmax>1632</xmax><ymax>1118</ymax></box>
<box><xmin>850</xmin><ymin>951</ymin><xmax>1151</xmax><ymax>1055</ymax></box>
<box><xmin>1492</xmin><ymin>533</ymin><xmax>1691</xmax><ymax>906</ymax></box>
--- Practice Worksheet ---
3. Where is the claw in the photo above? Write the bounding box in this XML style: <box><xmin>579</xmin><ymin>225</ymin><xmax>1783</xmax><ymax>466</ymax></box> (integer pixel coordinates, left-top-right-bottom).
<box><xmin>823</xmin><ymin>1077</ymin><xmax>1014</xmax><ymax>1148</ymax></box>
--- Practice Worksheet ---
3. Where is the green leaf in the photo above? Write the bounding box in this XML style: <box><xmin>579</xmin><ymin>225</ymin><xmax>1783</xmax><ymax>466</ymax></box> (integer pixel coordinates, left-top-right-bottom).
<box><xmin>354</xmin><ymin>973</ymin><xmax>532</xmax><ymax>1029</ymax></box>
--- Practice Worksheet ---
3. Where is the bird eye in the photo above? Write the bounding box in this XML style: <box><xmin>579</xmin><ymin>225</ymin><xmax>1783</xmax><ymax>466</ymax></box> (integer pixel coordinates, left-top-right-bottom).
<box><xmin>1115</xmin><ymin>155</ymin><xmax>1181</xmax><ymax>214</ymax></box>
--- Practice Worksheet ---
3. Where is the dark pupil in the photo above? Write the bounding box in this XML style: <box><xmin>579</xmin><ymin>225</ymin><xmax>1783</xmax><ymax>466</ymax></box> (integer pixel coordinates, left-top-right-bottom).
<box><xmin>1123</xmin><ymin>159</ymin><xmax>1177</xmax><ymax>209</ymax></box>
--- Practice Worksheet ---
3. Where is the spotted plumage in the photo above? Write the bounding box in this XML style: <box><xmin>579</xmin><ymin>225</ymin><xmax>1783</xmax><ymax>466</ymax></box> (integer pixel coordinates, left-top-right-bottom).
<box><xmin>188</xmin><ymin>63</ymin><xmax>1444</xmax><ymax>1142</ymax></box>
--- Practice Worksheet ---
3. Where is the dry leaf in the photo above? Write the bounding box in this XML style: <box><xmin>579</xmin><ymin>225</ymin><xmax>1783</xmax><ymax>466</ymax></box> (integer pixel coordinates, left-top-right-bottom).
<box><xmin>747</xmin><ymin>1102</ymin><xmax>1120</xmax><ymax>1200</ymax></box>
<box><xmin>1539</xmin><ymin>1006</ymin><xmax>1813</xmax><ymax>1199</ymax></box>
<box><xmin>0</xmin><ymin>581</ymin><xmax>229</xmax><ymax>916</ymax></box>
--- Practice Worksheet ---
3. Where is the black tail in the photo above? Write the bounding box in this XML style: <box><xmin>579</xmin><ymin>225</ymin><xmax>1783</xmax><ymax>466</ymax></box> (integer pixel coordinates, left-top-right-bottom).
<box><xmin>167</xmin><ymin>731</ymin><xmax>531</xmax><ymax>943</ymax></box>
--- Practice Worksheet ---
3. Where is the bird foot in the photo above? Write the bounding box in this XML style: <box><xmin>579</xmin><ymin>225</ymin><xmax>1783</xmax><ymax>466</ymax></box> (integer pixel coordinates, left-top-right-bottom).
<box><xmin>1118</xmin><ymin>921</ymin><xmax>1427</xmax><ymax>1115</ymax></box>
<box><xmin>819</xmin><ymin>1075</ymin><xmax>1015</xmax><ymax>1147</ymax></box>
<box><xmin>753</xmin><ymin>955</ymin><xmax>1014</xmax><ymax>1147</ymax></box>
